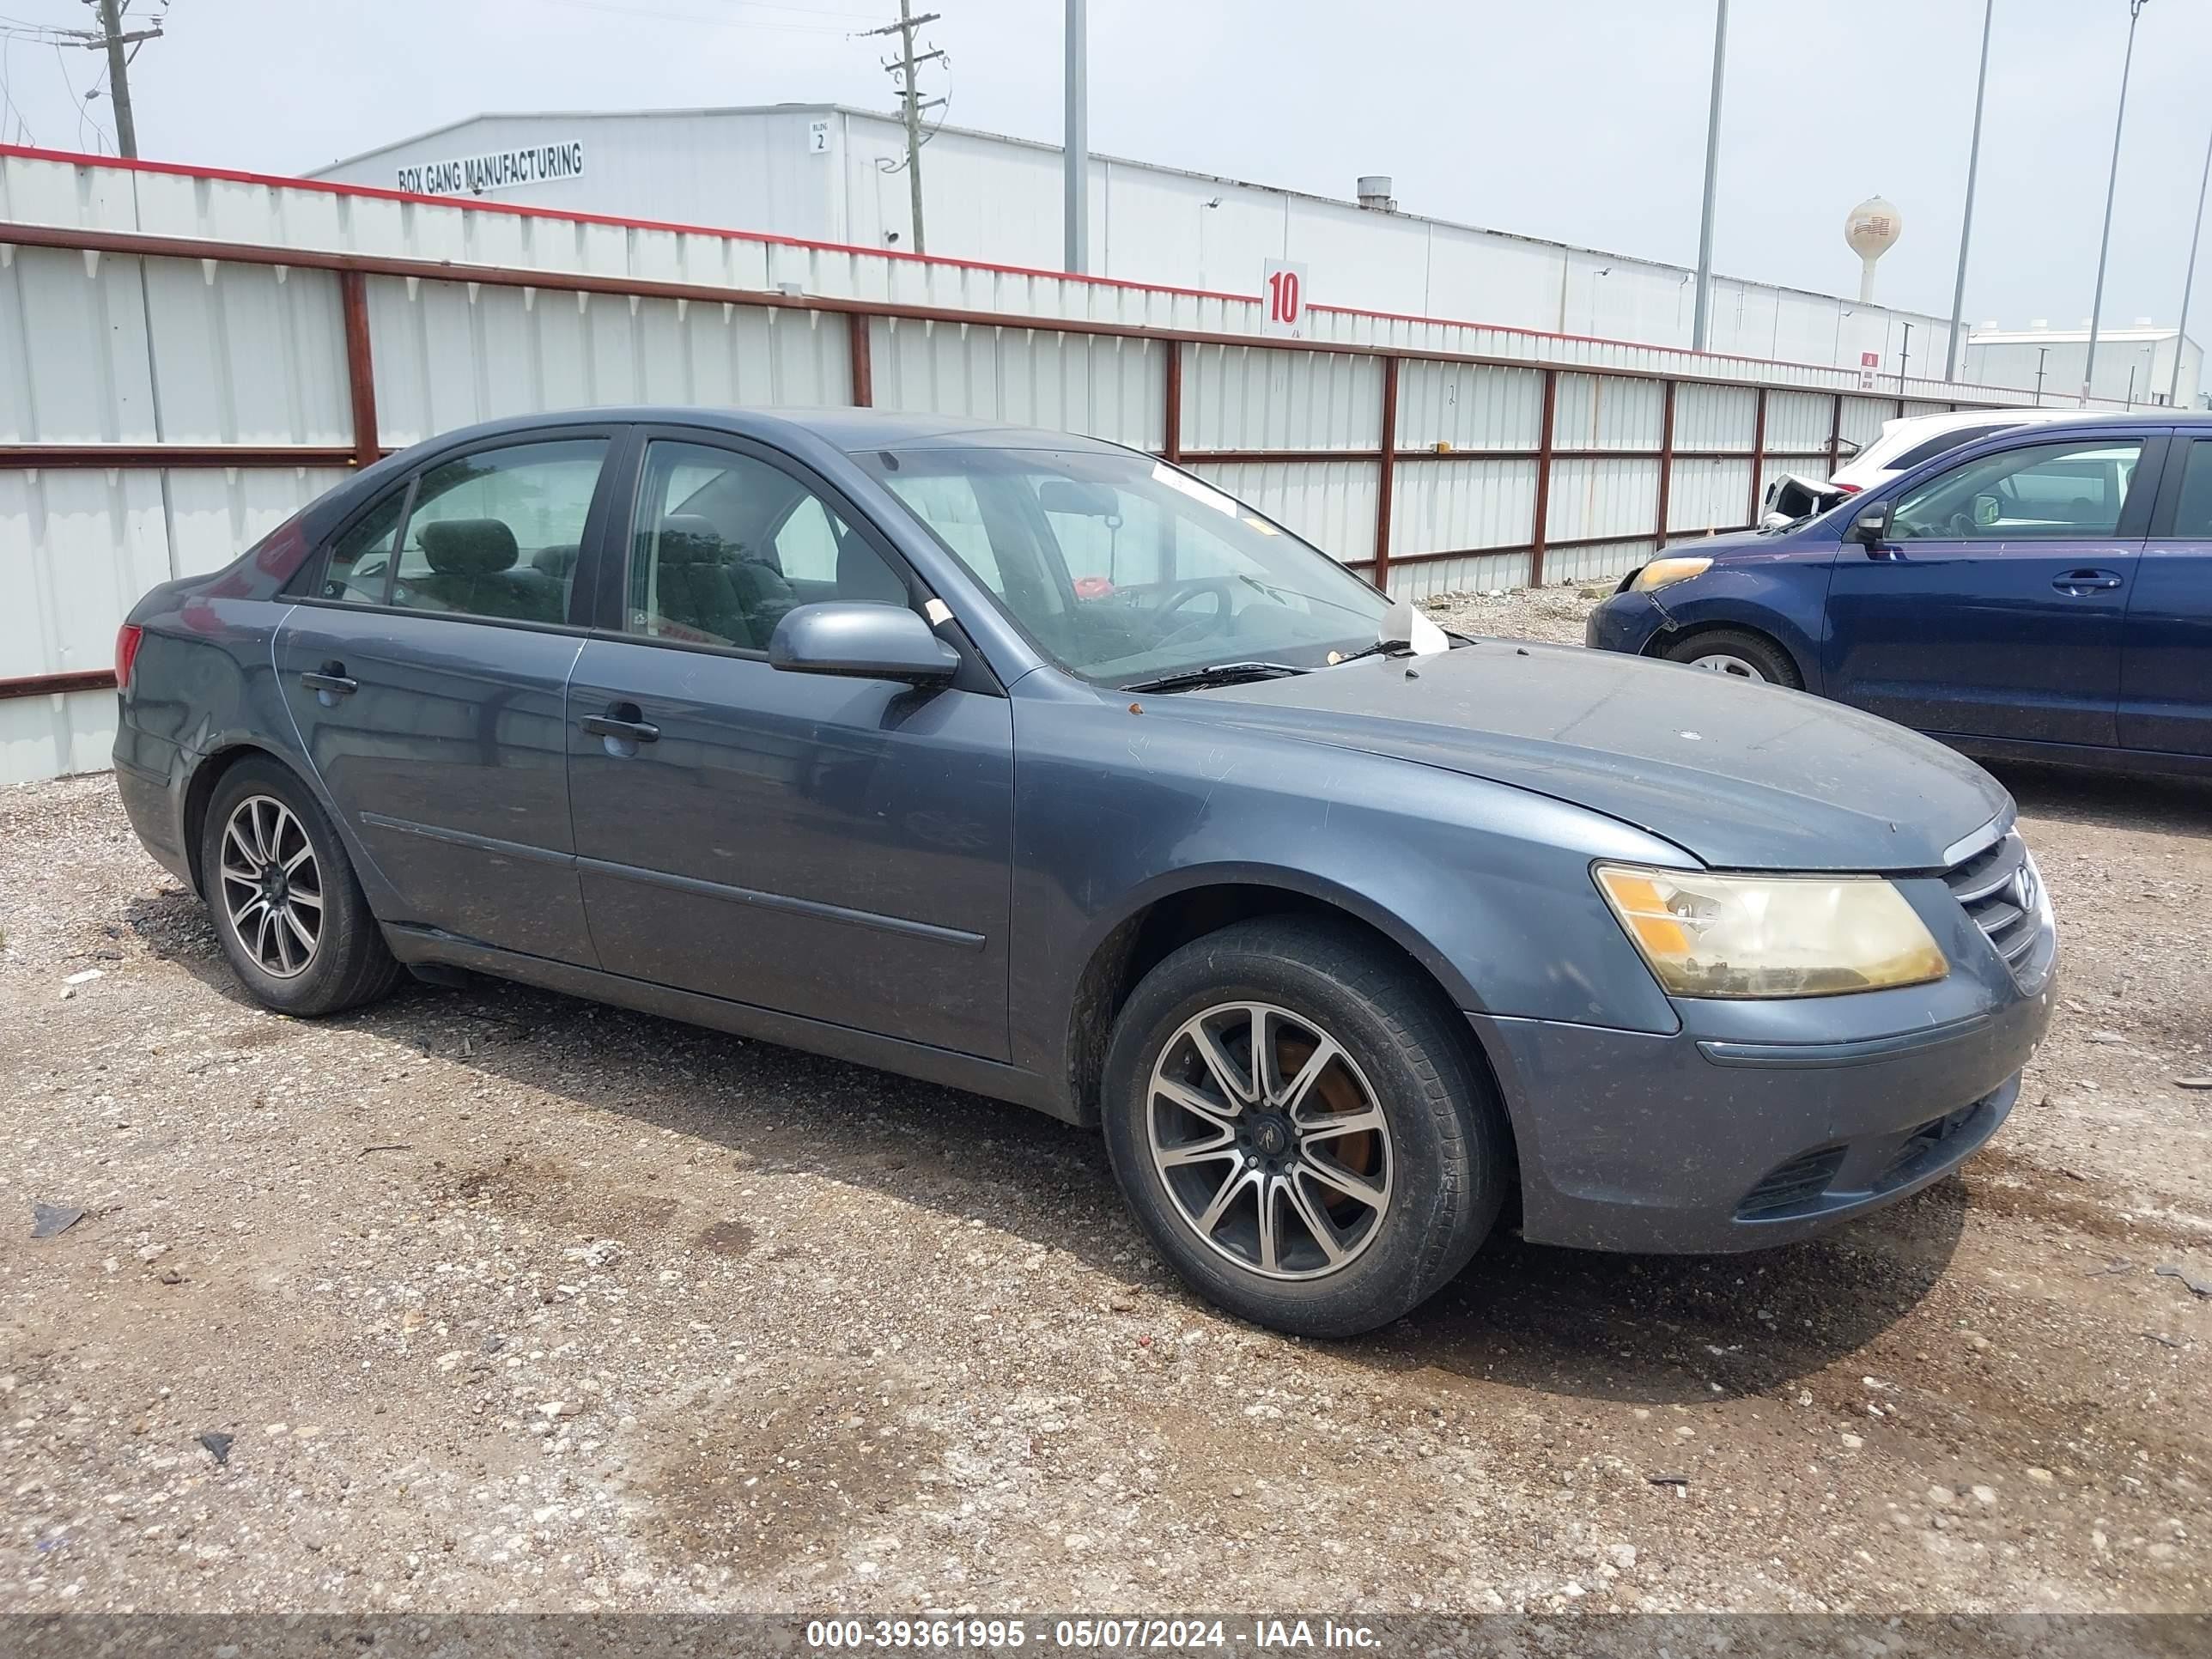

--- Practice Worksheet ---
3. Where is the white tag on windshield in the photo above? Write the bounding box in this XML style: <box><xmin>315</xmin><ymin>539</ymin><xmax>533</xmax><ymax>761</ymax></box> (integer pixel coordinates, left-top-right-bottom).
<box><xmin>1381</xmin><ymin>599</ymin><xmax>1449</xmax><ymax>656</ymax></box>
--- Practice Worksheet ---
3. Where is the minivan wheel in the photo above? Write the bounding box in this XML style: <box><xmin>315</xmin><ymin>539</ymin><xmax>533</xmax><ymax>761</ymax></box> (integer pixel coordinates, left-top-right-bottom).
<box><xmin>1660</xmin><ymin>628</ymin><xmax>1802</xmax><ymax>688</ymax></box>
<box><xmin>1100</xmin><ymin>918</ymin><xmax>1510</xmax><ymax>1338</ymax></box>
<box><xmin>199</xmin><ymin>757</ymin><xmax>404</xmax><ymax>1017</ymax></box>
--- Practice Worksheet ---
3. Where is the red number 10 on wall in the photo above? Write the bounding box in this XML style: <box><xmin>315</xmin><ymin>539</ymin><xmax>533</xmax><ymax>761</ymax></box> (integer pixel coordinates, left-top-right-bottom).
<box><xmin>1261</xmin><ymin>258</ymin><xmax>1309</xmax><ymax>337</ymax></box>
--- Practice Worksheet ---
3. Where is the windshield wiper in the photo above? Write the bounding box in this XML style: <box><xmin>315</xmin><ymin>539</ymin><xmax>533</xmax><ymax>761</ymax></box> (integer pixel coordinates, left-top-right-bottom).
<box><xmin>1120</xmin><ymin>661</ymin><xmax>1310</xmax><ymax>693</ymax></box>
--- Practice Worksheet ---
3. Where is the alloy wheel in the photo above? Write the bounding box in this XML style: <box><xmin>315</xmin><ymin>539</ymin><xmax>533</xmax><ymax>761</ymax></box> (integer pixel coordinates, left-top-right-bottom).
<box><xmin>217</xmin><ymin>794</ymin><xmax>324</xmax><ymax>979</ymax></box>
<box><xmin>1146</xmin><ymin>1000</ymin><xmax>1395</xmax><ymax>1280</ymax></box>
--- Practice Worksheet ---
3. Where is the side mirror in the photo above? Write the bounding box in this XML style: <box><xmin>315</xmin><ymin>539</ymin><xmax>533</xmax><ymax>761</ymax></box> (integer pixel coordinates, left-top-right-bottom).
<box><xmin>768</xmin><ymin>602</ymin><xmax>960</xmax><ymax>684</ymax></box>
<box><xmin>1847</xmin><ymin>504</ymin><xmax>1891</xmax><ymax>549</ymax></box>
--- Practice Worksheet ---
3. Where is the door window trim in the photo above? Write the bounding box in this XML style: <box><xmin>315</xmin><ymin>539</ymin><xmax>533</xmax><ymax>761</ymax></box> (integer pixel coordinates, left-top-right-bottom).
<box><xmin>289</xmin><ymin>425</ymin><xmax>628</xmax><ymax>629</ymax></box>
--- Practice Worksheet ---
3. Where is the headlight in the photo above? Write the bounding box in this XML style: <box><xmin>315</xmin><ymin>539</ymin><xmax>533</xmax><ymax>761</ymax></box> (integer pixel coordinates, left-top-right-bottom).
<box><xmin>1632</xmin><ymin>556</ymin><xmax>1711</xmax><ymax>592</ymax></box>
<box><xmin>1595</xmin><ymin>864</ymin><xmax>1947</xmax><ymax>999</ymax></box>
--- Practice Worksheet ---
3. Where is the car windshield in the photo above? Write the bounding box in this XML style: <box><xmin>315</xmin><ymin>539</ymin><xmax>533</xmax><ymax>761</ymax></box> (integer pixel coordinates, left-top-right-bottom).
<box><xmin>853</xmin><ymin>446</ymin><xmax>1388</xmax><ymax>686</ymax></box>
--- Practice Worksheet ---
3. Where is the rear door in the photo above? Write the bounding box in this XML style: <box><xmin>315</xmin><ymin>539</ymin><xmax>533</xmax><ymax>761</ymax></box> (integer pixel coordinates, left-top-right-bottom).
<box><xmin>563</xmin><ymin>430</ymin><xmax>1016</xmax><ymax>1059</ymax></box>
<box><xmin>1822</xmin><ymin>433</ymin><xmax>2155</xmax><ymax>747</ymax></box>
<box><xmin>2122</xmin><ymin>434</ymin><xmax>2212</xmax><ymax>757</ymax></box>
<box><xmin>274</xmin><ymin>428</ymin><xmax>620</xmax><ymax>963</ymax></box>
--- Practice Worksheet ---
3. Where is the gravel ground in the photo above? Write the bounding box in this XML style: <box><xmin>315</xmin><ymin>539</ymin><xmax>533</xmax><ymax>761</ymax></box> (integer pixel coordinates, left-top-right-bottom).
<box><xmin>2</xmin><ymin>583</ymin><xmax>2208</xmax><ymax>1618</ymax></box>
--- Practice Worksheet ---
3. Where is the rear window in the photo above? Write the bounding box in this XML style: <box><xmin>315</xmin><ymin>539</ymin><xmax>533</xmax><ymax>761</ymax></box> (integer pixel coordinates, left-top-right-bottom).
<box><xmin>1888</xmin><ymin>423</ymin><xmax>2019</xmax><ymax>471</ymax></box>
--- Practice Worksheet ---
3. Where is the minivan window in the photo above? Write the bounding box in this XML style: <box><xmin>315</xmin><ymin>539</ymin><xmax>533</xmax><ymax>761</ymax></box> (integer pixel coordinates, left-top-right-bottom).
<box><xmin>1890</xmin><ymin>438</ymin><xmax>2143</xmax><ymax>541</ymax></box>
<box><xmin>2170</xmin><ymin>441</ymin><xmax>2212</xmax><ymax>538</ymax></box>
<box><xmin>1887</xmin><ymin>422</ymin><xmax>2017</xmax><ymax>471</ymax></box>
<box><xmin>387</xmin><ymin>438</ymin><xmax>608</xmax><ymax>623</ymax></box>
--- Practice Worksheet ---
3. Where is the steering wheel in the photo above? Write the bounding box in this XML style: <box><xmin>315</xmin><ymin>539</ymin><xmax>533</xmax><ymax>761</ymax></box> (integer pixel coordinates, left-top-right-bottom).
<box><xmin>1150</xmin><ymin>577</ymin><xmax>1237</xmax><ymax>651</ymax></box>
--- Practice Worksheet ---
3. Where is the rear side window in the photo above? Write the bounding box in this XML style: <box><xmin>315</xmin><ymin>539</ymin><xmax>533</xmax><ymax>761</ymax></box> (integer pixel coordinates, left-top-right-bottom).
<box><xmin>314</xmin><ymin>489</ymin><xmax>408</xmax><ymax>603</ymax></box>
<box><xmin>390</xmin><ymin>439</ymin><xmax>607</xmax><ymax>623</ymax></box>
<box><xmin>2168</xmin><ymin>441</ymin><xmax>2212</xmax><ymax>538</ymax></box>
<box><xmin>1888</xmin><ymin>422</ymin><xmax>2016</xmax><ymax>471</ymax></box>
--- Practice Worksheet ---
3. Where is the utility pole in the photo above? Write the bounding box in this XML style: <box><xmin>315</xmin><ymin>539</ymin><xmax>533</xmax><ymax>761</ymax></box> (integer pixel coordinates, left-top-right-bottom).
<box><xmin>2035</xmin><ymin>345</ymin><xmax>2049</xmax><ymax>407</ymax></box>
<box><xmin>1945</xmin><ymin>0</ymin><xmax>1994</xmax><ymax>384</ymax></box>
<box><xmin>2083</xmin><ymin>0</ymin><xmax>2148</xmax><ymax>405</ymax></box>
<box><xmin>864</xmin><ymin>3</ymin><xmax>945</xmax><ymax>256</ymax></box>
<box><xmin>1690</xmin><ymin>0</ymin><xmax>1729</xmax><ymax>352</ymax></box>
<box><xmin>2169</xmin><ymin>118</ymin><xmax>2211</xmax><ymax>407</ymax></box>
<box><xmin>1898</xmin><ymin>321</ymin><xmax>1913</xmax><ymax>394</ymax></box>
<box><xmin>59</xmin><ymin>0</ymin><xmax>163</xmax><ymax>158</ymax></box>
<box><xmin>1064</xmin><ymin>0</ymin><xmax>1088</xmax><ymax>274</ymax></box>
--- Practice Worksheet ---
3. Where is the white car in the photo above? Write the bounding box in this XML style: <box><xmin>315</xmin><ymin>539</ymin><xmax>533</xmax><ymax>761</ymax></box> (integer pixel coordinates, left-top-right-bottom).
<box><xmin>1761</xmin><ymin>407</ymin><xmax>2113</xmax><ymax>525</ymax></box>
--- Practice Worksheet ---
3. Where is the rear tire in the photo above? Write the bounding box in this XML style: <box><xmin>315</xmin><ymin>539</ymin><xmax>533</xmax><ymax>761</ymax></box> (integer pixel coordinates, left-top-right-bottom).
<box><xmin>1661</xmin><ymin>627</ymin><xmax>1802</xmax><ymax>688</ymax></box>
<box><xmin>198</xmin><ymin>757</ymin><xmax>404</xmax><ymax>1017</ymax></box>
<box><xmin>1100</xmin><ymin>917</ymin><xmax>1510</xmax><ymax>1339</ymax></box>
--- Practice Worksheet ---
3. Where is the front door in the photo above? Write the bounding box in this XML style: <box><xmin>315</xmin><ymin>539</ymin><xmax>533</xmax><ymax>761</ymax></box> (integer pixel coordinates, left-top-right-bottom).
<box><xmin>565</xmin><ymin>434</ymin><xmax>1015</xmax><ymax>1060</ymax></box>
<box><xmin>274</xmin><ymin>431</ymin><xmax>617</xmax><ymax>964</ymax></box>
<box><xmin>2122</xmin><ymin>434</ymin><xmax>2212</xmax><ymax>758</ymax></box>
<box><xmin>1822</xmin><ymin>433</ymin><xmax>2154</xmax><ymax>747</ymax></box>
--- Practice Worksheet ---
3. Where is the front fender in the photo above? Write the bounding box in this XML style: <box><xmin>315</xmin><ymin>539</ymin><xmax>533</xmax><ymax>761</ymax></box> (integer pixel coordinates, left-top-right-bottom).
<box><xmin>1644</xmin><ymin>559</ymin><xmax>1833</xmax><ymax>692</ymax></box>
<box><xmin>1008</xmin><ymin>691</ymin><xmax>1693</xmax><ymax>1104</ymax></box>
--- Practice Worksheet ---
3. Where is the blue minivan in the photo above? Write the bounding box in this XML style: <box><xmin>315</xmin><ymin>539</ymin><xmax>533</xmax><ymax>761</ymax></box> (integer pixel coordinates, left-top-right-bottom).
<box><xmin>1587</xmin><ymin>415</ymin><xmax>2212</xmax><ymax>777</ymax></box>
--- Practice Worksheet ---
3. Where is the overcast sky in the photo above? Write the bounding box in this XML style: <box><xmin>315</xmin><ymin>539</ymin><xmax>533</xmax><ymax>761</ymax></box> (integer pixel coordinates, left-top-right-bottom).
<box><xmin>3</xmin><ymin>0</ymin><xmax>2207</xmax><ymax>336</ymax></box>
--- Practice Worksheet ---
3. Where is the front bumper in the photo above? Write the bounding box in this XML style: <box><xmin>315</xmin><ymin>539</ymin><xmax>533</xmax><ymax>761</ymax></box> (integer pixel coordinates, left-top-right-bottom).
<box><xmin>1583</xmin><ymin>588</ymin><xmax>1671</xmax><ymax>657</ymax></box>
<box><xmin>1470</xmin><ymin>967</ymin><xmax>2053</xmax><ymax>1255</ymax></box>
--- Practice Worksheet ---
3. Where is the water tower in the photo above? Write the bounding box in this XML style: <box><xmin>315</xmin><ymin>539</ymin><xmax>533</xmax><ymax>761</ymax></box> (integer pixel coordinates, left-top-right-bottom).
<box><xmin>1845</xmin><ymin>196</ymin><xmax>1903</xmax><ymax>303</ymax></box>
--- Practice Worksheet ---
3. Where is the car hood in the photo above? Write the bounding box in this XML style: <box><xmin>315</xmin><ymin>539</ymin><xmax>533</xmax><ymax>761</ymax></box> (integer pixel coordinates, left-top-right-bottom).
<box><xmin>1180</xmin><ymin>641</ymin><xmax>2008</xmax><ymax>872</ymax></box>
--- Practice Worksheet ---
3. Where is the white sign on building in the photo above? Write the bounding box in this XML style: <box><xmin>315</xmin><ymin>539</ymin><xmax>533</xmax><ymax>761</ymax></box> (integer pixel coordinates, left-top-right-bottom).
<box><xmin>395</xmin><ymin>141</ymin><xmax>586</xmax><ymax>198</ymax></box>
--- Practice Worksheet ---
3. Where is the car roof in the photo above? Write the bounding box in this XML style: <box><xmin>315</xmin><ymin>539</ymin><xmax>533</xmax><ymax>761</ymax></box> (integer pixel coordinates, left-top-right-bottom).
<box><xmin>394</xmin><ymin>405</ymin><xmax>1132</xmax><ymax>457</ymax></box>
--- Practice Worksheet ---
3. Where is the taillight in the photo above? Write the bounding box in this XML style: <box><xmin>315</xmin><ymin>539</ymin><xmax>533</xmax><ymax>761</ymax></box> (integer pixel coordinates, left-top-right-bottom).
<box><xmin>1834</xmin><ymin>482</ymin><xmax>1863</xmax><ymax>495</ymax></box>
<box><xmin>115</xmin><ymin>623</ymin><xmax>143</xmax><ymax>694</ymax></box>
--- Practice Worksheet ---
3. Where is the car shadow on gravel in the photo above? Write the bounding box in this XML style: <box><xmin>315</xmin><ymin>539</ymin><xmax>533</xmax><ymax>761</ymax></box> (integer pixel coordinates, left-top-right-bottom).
<box><xmin>1988</xmin><ymin>760</ymin><xmax>2212</xmax><ymax>836</ymax></box>
<box><xmin>123</xmin><ymin>886</ymin><xmax>1965</xmax><ymax>1406</ymax></box>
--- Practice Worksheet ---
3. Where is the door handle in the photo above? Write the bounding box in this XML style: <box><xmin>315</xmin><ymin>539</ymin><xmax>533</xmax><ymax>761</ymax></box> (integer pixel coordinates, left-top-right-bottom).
<box><xmin>2051</xmin><ymin>570</ymin><xmax>2124</xmax><ymax>593</ymax></box>
<box><xmin>580</xmin><ymin>705</ymin><xmax>660</xmax><ymax>744</ymax></box>
<box><xmin>300</xmin><ymin>662</ymin><xmax>356</xmax><ymax>696</ymax></box>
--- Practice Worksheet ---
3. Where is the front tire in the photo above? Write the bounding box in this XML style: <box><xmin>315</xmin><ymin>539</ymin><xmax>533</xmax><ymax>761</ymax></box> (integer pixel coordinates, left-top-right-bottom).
<box><xmin>1100</xmin><ymin>918</ymin><xmax>1510</xmax><ymax>1338</ymax></box>
<box><xmin>199</xmin><ymin>757</ymin><xmax>403</xmax><ymax>1017</ymax></box>
<box><xmin>1660</xmin><ymin>627</ymin><xmax>1802</xmax><ymax>687</ymax></box>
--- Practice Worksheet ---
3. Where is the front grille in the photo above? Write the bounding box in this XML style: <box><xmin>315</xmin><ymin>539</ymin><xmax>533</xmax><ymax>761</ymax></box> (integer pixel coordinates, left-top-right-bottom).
<box><xmin>1942</xmin><ymin>830</ymin><xmax>2044</xmax><ymax>978</ymax></box>
<box><xmin>1737</xmin><ymin>1146</ymin><xmax>1846</xmax><ymax>1218</ymax></box>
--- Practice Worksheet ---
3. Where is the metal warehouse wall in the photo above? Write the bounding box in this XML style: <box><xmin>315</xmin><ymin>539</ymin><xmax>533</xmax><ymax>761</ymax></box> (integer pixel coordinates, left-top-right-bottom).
<box><xmin>0</xmin><ymin>144</ymin><xmax>2094</xmax><ymax>786</ymax></box>
<box><xmin>315</xmin><ymin>106</ymin><xmax>1955</xmax><ymax>375</ymax></box>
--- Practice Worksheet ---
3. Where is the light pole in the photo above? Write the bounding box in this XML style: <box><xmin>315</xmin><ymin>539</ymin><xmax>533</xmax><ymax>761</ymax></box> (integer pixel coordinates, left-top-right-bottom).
<box><xmin>2169</xmin><ymin>119</ymin><xmax>2212</xmax><ymax>406</ymax></box>
<box><xmin>1064</xmin><ymin>0</ymin><xmax>1088</xmax><ymax>275</ymax></box>
<box><xmin>2082</xmin><ymin>0</ymin><xmax>2149</xmax><ymax>405</ymax></box>
<box><xmin>1946</xmin><ymin>0</ymin><xmax>1995</xmax><ymax>384</ymax></box>
<box><xmin>1691</xmin><ymin>0</ymin><xmax>1729</xmax><ymax>352</ymax></box>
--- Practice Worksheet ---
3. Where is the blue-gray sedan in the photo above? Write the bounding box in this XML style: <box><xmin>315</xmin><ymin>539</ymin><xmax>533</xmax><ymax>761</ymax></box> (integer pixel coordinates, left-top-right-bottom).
<box><xmin>112</xmin><ymin>408</ymin><xmax>2057</xmax><ymax>1337</ymax></box>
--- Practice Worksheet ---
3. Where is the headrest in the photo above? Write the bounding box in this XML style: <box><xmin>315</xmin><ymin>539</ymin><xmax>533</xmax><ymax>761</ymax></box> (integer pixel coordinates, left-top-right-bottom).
<box><xmin>654</xmin><ymin>515</ymin><xmax>730</xmax><ymax>567</ymax></box>
<box><xmin>417</xmin><ymin>518</ymin><xmax>519</xmax><ymax>576</ymax></box>
<box><xmin>532</xmin><ymin>544</ymin><xmax>580</xmax><ymax>580</ymax></box>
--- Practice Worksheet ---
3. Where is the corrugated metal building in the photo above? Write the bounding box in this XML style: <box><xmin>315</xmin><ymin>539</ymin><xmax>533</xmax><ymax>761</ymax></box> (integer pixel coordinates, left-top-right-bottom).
<box><xmin>1965</xmin><ymin>323</ymin><xmax>2203</xmax><ymax>410</ymax></box>
<box><xmin>311</xmin><ymin>103</ymin><xmax>1959</xmax><ymax>377</ymax></box>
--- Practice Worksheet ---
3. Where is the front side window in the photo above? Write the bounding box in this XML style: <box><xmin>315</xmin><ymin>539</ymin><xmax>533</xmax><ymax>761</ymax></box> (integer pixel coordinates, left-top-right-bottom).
<box><xmin>387</xmin><ymin>438</ymin><xmax>608</xmax><ymax>623</ymax></box>
<box><xmin>1889</xmin><ymin>437</ymin><xmax>2144</xmax><ymax>541</ymax></box>
<box><xmin>856</xmin><ymin>447</ymin><xmax>1387</xmax><ymax>686</ymax></box>
<box><xmin>624</xmin><ymin>441</ymin><xmax>908</xmax><ymax>653</ymax></box>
